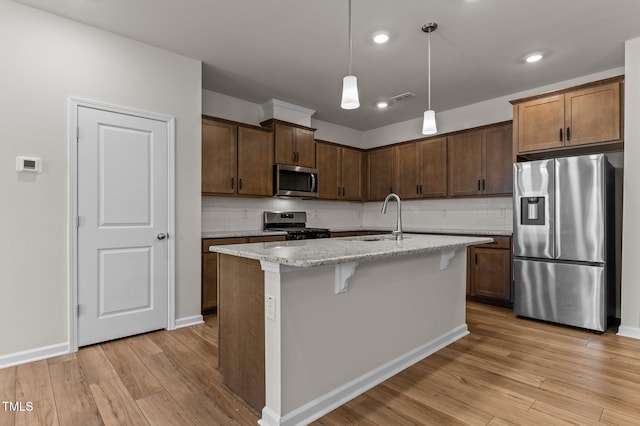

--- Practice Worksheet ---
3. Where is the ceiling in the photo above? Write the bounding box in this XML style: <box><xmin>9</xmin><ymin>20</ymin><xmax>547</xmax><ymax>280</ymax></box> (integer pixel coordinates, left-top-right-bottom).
<box><xmin>13</xmin><ymin>0</ymin><xmax>640</xmax><ymax>130</ymax></box>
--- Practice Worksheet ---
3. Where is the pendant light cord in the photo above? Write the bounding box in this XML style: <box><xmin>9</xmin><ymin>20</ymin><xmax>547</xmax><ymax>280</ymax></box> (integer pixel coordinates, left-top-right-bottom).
<box><xmin>348</xmin><ymin>0</ymin><xmax>353</xmax><ymax>75</ymax></box>
<box><xmin>427</xmin><ymin>30</ymin><xmax>431</xmax><ymax>110</ymax></box>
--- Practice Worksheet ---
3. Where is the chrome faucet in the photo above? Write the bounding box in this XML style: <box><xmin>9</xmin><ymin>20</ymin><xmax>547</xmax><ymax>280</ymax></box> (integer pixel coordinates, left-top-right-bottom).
<box><xmin>381</xmin><ymin>193</ymin><xmax>403</xmax><ymax>240</ymax></box>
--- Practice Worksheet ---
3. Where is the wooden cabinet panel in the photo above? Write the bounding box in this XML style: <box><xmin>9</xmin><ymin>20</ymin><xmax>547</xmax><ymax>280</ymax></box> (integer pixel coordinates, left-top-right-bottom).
<box><xmin>274</xmin><ymin>123</ymin><xmax>295</xmax><ymax>164</ymax></box>
<box><xmin>483</xmin><ymin>123</ymin><xmax>513</xmax><ymax>195</ymax></box>
<box><xmin>202</xmin><ymin>253</ymin><xmax>218</xmax><ymax>311</ymax></box>
<box><xmin>471</xmin><ymin>247</ymin><xmax>511</xmax><ymax>301</ymax></box>
<box><xmin>565</xmin><ymin>82</ymin><xmax>621</xmax><ymax>147</ymax></box>
<box><xmin>394</xmin><ymin>143</ymin><xmax>420</xmax><ymax>199</ymax></box>
<box><xmin>467</xmin><ymin>235</ymin><xmax>512</xmax><ymax>307</ymax></box>
<box><xmin>317</xmin><ymin>142</ymin><xmax>363</xmax><ymax>201</ymax></box>
<box><xmin>218</xmin><ymin>254</ymin><xmax>265</xmax><ymax>413</ymax></box>
<box><xmin>516</xmin><ymin>95</ymin><xmax>565</xmax><ymax>153</ymax></box>
<box><xmin>316</xmin><ymin>142</ymin><xmax>340</xmax><ymax>200</ymax></box>
<box><xmin>247</xmin><ymin>235</ymin><xmax>286</xmax><ymax>243</ymax></box>
<box><xmin>202</xmin><ymin>120</ymin><xmax>236</xmax><ymax>194</ymax></box>
<box><xmin>237</xmin><ymin>126</ymin><xmax>273</xmax><ymax>196</ymax></box>
<box><xmin>294</xmin><ymin>128</ymin><xmax>316</xmax><ymax>167</ymax></box>
<box><xmin>448</xmin><ymin>131</ymin><xmax>483</xmax><ymax>197</ymax></box>
<box><xmin>418</xmin><ymin>138</ymin><xmax>447</xmax><ymax>197</ymax></box>
<box><xmin>341</xmin><ymin>147</ymin><xmax>363</xmax><ymax>201</ymax></box>
<box><xmin>449</xmin><ymin>123</ymin><xmax>512</xmax><ymax>197</ymax></box>
<box><xmin>269</xmin><ymin>120</ymin><xmax>316</xmax><ymax>167</ymax></box>
<box><xmin>512</xmin><ymin>78</ymin><xmax>623</xmax><ymax>158</ymax></box>
<box><xmin>367</xmin><ymin>147</ymin><xmax>394</xmax><ymax>201</ymax></box>
<box><xmin>202</xmin><ymin>237</ymin><xmax>248</xmax><ymax>313</ymax></box>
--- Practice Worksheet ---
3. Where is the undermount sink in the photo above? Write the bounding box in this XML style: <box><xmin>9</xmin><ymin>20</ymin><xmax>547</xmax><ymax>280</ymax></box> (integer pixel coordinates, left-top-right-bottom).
<box><xmin>348</xmin><ymin>235</ymin><xmax>395</xmax><ymax>242</ymax></box>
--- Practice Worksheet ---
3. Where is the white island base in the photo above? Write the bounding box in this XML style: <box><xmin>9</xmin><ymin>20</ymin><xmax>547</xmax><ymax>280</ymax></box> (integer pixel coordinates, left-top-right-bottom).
<box><xmin>258</xmin><ymin>249</ymin><xmax>469</xmax><ymax>426</ymax></box>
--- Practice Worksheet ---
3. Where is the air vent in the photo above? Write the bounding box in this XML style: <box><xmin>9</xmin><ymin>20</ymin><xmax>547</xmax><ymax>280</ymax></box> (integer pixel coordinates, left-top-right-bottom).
<box><xmin>389</xmin><ymin>92</ymin><xmax>415</xmax><ymax>102</ymax></box>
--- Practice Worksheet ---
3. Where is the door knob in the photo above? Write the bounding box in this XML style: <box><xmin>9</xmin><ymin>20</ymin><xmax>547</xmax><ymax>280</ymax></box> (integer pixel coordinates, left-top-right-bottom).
<box><xmin>157</xmin><ymin>233</ymin><xmax>167</xmax><ymax>240</ymax></box>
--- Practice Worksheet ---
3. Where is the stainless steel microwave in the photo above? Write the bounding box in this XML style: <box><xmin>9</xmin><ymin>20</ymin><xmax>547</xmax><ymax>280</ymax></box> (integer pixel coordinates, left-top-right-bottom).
<box><xmin>274</xmin><ymin>164</ymin><xmax>319</xmax><ymax>197</ymax></box>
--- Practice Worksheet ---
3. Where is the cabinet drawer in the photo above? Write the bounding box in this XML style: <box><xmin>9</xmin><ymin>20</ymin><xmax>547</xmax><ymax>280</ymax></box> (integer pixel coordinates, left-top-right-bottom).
<box><xmin>202</xmin><ymin>237</ymin><xmax>247</xmax><ymax>253</ymax></box>
<box><xmin>247</xmin><ymin>235</ymin><xmax>287</xmax><ymax>243</ymax></box>
<box><xmin>476</xmin><ymin>236</ymin><xmax>511</xmax><ymax>250</ymax></box>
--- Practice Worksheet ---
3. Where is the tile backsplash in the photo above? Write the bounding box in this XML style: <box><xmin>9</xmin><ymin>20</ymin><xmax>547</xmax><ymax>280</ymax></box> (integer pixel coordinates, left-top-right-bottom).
<box><xmin>202</xmin><ymin>196</ymin><xmax>513</xmax><ymax>232</ymax></box>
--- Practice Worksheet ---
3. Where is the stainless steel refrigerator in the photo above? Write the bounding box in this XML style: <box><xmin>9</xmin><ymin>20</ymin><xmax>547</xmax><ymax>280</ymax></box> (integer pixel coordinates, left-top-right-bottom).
<box><xmin>513</xmin><ymin>154</ymin><xmax>615</xmax><ymax>332</ymax></box>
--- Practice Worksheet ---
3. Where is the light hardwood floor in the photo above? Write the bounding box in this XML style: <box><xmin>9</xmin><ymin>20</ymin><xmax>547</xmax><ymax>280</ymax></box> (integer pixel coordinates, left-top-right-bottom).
<box><xmin>2</xmin><ymin>302</ymin><xmax>640</xmax><ymax>425</ymax></box>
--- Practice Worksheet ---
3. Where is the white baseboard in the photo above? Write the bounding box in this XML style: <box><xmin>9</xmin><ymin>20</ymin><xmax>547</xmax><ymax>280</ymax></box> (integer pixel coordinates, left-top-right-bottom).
<box><xmin>173</xmin><ymin>314</ymin><xmax>204</xmax><ymax>329</ymax></box>
<box><xmin>259</xmin><ymin>324</ymin><xmax>469</xmax><ymax>426</ymax></box>
<box><xmin>617</xmin><ymin>325</ymin><xmax>640</xmax><ymax>339</ymax></box>
<box><xmin>0</xmin><ymin>342</ymin><xmax>69</xmax><ymax>369</ymax></box>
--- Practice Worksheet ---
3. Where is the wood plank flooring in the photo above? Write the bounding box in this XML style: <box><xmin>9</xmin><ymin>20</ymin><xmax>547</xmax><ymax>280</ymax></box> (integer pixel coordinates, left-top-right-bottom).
<box><xmin>2</xmin><ymin>301</ymin><xmax>640</xmax><ymax>425</ymax></box>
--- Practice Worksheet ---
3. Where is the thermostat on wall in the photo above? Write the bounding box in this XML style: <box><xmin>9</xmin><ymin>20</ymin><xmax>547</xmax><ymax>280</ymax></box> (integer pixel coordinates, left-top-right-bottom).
<box><xmin>16</xmin><ymin>156</ymin><xmax>42</xmax><ymax>173</ymax></box>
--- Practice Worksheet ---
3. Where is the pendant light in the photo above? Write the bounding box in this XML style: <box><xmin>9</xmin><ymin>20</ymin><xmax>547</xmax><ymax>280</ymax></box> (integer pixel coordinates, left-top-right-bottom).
<box><xmin>341</xmin><ymin>0</ymin><xmax>360</xmax><ymax>109</ymax></box>
<box><xmin>421</xmin><ymin>23</ymin><xmax>438</xmax><ymax>135</ymax></box>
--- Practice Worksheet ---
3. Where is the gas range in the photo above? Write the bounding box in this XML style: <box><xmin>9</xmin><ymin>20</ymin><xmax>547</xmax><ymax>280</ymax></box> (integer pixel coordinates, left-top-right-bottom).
<box><xmin>263</xmin><ymin>211</ymin><xmax>331</xmax><ymax>240</ymax></box>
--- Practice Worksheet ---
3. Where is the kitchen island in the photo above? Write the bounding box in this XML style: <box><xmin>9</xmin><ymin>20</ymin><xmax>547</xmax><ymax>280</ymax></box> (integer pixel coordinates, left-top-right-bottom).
<box><xmin>210</xmin><ymin>233</ymin><xmax>492</xmax><ymax>426</ymax></box>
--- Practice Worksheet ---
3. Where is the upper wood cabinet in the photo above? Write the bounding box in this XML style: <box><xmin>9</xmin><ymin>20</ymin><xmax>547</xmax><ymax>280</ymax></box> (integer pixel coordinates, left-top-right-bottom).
<box><xmin>366</xmin><ymin>146</ymin><xmax>395</xmax><ymax>201</ymax></box>
<box><xmin>202</xmin><ymin>116</ymin><xmax>274</xmax><ymax>197</ymax></box>
<box><xmin>394</xmin><ymin>138</ymin><xmax>447</xmax><ymax>199</ymax></box>
<box><xmin>261</xmin><ymin>119</ymin><xmax>316</xmax><ymax>167</ymax></box>
<box><xmin>512</xmin><ymin>78</ymin><xmax>622</xmax><ymax>157</ymax></box>
<box><xmin>448</xmin><ymin>122</ymin><xmax>513</xmax><ymax>197</ymax></box>
<box><xmin>316</xmin><ymin>141</ymin><xmax>363</xmax><ymax>201</ymax></box>
<box><xmin>202</xmin><ymin>119</ymin><xmax>236</xmax><ymax>195</ymax></box>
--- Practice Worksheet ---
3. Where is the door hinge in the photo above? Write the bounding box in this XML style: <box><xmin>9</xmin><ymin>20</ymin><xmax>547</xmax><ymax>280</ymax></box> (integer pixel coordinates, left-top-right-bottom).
<box><xmin>76</xmin><ymin>304</ymin><xmax>80</xmax><ymax>317</ymax></box>
<box><xmin>76</xmin><ymin>126</ymin><xmax>79</xmax><ymax>142</ymax></box>
<box><xmin>75</xmin><ymin>216</ymin><xmax>80</xmax><ymax>228</ymax></box>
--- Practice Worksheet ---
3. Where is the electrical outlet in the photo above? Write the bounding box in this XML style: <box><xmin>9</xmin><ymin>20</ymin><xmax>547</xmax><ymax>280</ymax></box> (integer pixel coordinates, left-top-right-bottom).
<box><xmin>266</xmin><ymin>295</ymin><xmax>276</xmax><ymax>320</ymax></box>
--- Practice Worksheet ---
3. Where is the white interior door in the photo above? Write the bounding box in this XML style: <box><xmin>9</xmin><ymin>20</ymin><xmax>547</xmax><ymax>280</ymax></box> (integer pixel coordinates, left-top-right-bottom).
<box><xmin>77</xmin><ymin>105</ymin><xmax>168</xmax><ymax>347</ymax></box>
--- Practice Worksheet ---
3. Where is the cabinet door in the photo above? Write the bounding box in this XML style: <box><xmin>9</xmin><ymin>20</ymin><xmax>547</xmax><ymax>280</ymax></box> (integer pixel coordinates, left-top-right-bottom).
<box><xmin>202</xmin><ymin>253</ymin><xmax>218</xmax><ymax>311</ymax></box>
<box><xmin>394</xmin><ymin>143</ymin><xmax>420</xmax><ymax>199</ymax></box>
<box><xmin>367</xmin><ymin>147</ymin><xmax>394</xmax><ymax>200</ymax></box>
<box><xmin>471</xmin><ymin>247</ymin><xmax>511</xmax><ymax>301</ymax></box>
<box><xmin>517</xmin><ymin>95</ymin><xmax>565</xmax><ymax>152</ymax></box>
<box><xmin>274</xmin><ymin>123</ymin><xmax>295</xmax><ymax>164</ymax></box>
<box><xmin>483</xmin><ymin>124</ymin><xmax>513</xmax><ymax>195</ymax></box>
<box><xmin>202</xmin><ymin>120</ymin><xmax>236</xmax><ymax>194</ymax></box>
<box><xmin>565</xmin><ymin>82</ymin><xmax>621</xmax><ymax>147</ymax></box>
<box><xmin>448</xmin><ymin>131</ymin><xmax>483</xmax><ymax>197</ymax></box>
<box><xmin>294</xmin><ymin>128</ymin><xmax>316</xmax><ymax>167</ymax></box>
<box><xmin>418</xmin><ymin>137</ymin><xmax>447</xmax><ymax>197</ymax></box>
<box><xmin>341</xmin><ymin>147</ymin><xmax>363</xmax><ymax>201</ymax></box>
<box><xmin>316</xmin><ymin>143</ymin><xmax>340</xmax><ymax>200</ymax></box>
<box><xmin>237</xmin><ymin>127</ymin><xmax>274</xmax><ymax>196</ymax></box>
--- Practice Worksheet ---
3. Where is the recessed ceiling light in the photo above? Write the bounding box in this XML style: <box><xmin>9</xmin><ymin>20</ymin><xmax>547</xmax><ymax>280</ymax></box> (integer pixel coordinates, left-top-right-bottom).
<box><xmin>525</xmin><ymin>53</ymin><xmax>543</xmax><ymax>63</ymax></box>
<box><xmin>376</xmin><ymin>101</ymin><xmax>389</xmax><ymax>108</ymax></box>
<box><xmin>373</xmin><ymin>32</ymin><xmax>389</xmax><ymax>44</ymax></box>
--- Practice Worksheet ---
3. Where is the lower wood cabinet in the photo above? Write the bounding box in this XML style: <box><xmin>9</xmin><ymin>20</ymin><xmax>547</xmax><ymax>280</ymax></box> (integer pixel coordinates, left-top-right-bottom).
<box><xmin>201</xmin><ymin>235</ymin><xmax>286</xmax><ymax>315</ymax></box>
<box><xmin>466</xmin><ymin>236</ymin><xmax>513</xmax><ymax>307</ymax></box>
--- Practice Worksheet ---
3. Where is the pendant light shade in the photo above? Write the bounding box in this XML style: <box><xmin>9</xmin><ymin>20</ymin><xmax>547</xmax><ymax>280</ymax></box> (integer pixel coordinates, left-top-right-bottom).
<box><xmin>341</xmin><ymin>75</ymin><xmax>360</xmax><ymax>110</ymax></box>
<box><xmin>422</xmin><ymin>110</ymin><xmax>437</xmax><ymax>135</ymax></box>
<box><xmin>341</xmin><ymin>0</ymin><xmax>360</xmax><ymax>109</ymax></box>
<box><xmin>421</xmin><ymin>23</ymin><xmax>438</xmax><ymax>135</ymax></box>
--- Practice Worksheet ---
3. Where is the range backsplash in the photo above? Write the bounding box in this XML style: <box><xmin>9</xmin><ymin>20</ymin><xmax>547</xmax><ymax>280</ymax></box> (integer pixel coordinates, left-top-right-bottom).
<box><xmin>202</xmin><ymin>196</ymin><xmax>513</xmax><ymax>233</ymax></box>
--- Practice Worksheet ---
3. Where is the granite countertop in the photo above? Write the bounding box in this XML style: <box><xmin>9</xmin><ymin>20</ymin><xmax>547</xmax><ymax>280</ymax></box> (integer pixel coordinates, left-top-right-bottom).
<box><xmin>202</xmin><ymin>230</ymin><xmax>287</xmax><ymax>239</ymax></box>
<box><xmin>203</xmin><ymin>228</ymin><xmax>512</xmax><ymax>239</ymax></box>
<box><xmin>210</xmin><ymin>233</ymin><xmax>492</xmax><ymax>268</ymax></box>
<box><xmin>329</xmin><ymin>227</ymin><xmax>513</xmax><ymax>236</ymax></box>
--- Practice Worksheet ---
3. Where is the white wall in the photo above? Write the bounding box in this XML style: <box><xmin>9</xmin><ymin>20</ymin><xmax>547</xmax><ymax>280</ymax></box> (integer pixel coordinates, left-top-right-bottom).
<box><xmin>362</xmin><ymin>68</ymin><xmax>625</xmax><ymax>149</ymax></box>
<box><xmin>0</xmin><ymin>2</ymin><xmax>202</xmax><ymax>359</ymax></box>
<box><xmin>619</xmin><ymin>38</ymin><xmax>640</xmax><ymax>338</ymax></box>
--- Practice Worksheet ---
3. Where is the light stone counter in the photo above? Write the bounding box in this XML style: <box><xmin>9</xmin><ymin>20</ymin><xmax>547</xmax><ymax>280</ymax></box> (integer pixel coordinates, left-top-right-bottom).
<box><xmin>210</xmin><ymin>233</ymin><xmax>492</xmax><ymax>268</ymax></box>
<box><xmin>330</xmin><ymin>226</ymin><xmax>513</xmax><ymax>236</ymax></box>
